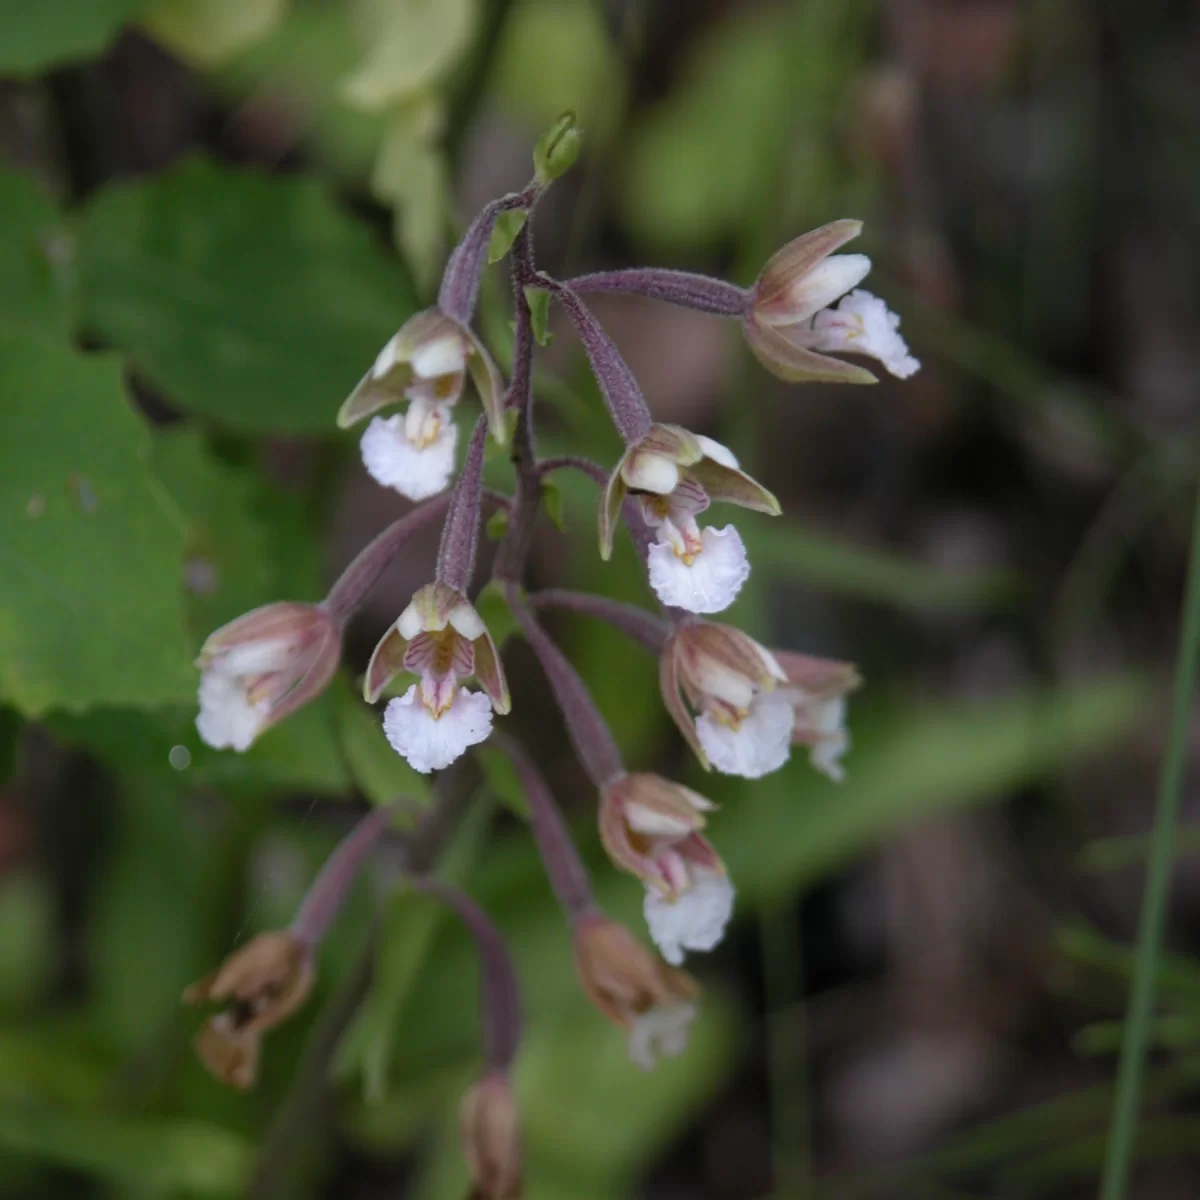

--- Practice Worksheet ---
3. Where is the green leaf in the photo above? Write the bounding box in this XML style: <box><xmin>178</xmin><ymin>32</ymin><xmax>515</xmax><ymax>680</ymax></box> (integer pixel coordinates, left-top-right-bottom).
<box><xmin>0</xmin><ymin>167</ymin><xmax>74</xmax><ymax>339</ymax></box>
<box><xmin>540</xmin><ymin>476</ymin><xmax>566</xmax><ymax>532</ymax></box>
<box><xmin>0</xmin><ymin>332</ymin><xmax>194</xmax><ymax>716</ymax></box>
<box><xmin>485</xmin><ymin>507</ymin><xmax>509</xmax><ymax>542</ymax></box>
<box><xmin>488</xmin><ymin>209</ymin><xmax>527</xmax><ymax>264</ymax></box>
<box><xmin>151</xmin><ymin>428</ymin><xmax>274</xmax><ymax>644</ymax></box>
<box><xmin>532</xmin><ymin>110</ymin><xmax>583</xmax><ymax>185</ymax></box>
<box><xmin>710</xmin><ymin>676</ymin><xmax>1151</xmax><ymax>906</ymax></box>
<box><xmin>141</xmin><ymin>0</ymin><xmax>286</xmax><ymax>66</ymax></box>
<box><xmin>473</xmin><ymin>580</ymin><xmax>518</xmax><ymax>651</ymax></box>
<box><xmin>77</xmin><ymin>157</ymin><xmax>417</xmax><ymax>433</ymax></box>
<box><xmin>740</xmin><ymin>516</ymin><xmax>1025</xmax><ymax>612</ymax></box>
<box><xmin>0</xmin><ymin>1103</ymin><xmax>252</xmax><ymax>1194</ymax></box>
<box><xmin>524</xmin><ymin>285</ymin><xmax>553</xmax><ymax>346</ymax></box>
<box><xmin>0</xmin><ymin>0</ymin><xmax>147</xmax><ymax>74</ymax></box>
<box><xmin>341</xmin><ymin>0</ymin><xmax>474</xmax><ymax>112</ymax></box>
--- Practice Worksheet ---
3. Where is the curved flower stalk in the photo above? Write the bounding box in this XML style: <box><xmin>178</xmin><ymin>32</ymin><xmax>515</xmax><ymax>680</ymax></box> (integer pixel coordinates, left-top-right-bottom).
<box><xmin>367</xmin><ymin>583</ymin><xmax>509</xmax><ymax>774</ymax></box>
<box><xmin>600</xmin><ymin>424</ymin><xmax>779</xmax><ymax>614</ymax></box>
<box><xmin>599</xmin><ymin>772</ymin><xmax>734</xmax><ymax>965</ymax></box>
<box><xmin>196</xmin><ymin>602</ymin><xmax>340</xmax><ymax>752</ymax></box>
<box><xmin>337</xmin><ymin>308</ymin><xmax>506</xmax><ymax>499</ymax></box>
<box><xmin>661</xmin><ymin>623</ymin><xmax>860</xmax><ymax>781</ymax></box>
<box><xmin>745</xmin><ymin>219</ymin><xmax>920</xmax><ymax>382</ymax></box>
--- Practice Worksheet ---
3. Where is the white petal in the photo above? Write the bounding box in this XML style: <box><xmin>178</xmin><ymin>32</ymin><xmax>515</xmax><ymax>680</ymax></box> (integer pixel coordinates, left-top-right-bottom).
<box><xmin>696</xmin><ymin>691</ymin><xmax>793</xmax><ymax>779</ymax></box>
<box><xmin>216</xmin><ymin>638</ymin><xmax>294</xmax><ymax>677</ymax></box>
<box><xmin>624</xmin><ymin>452</ymin><xmax>680</xmax><ymax>495</ymax></box>
<box><xmin>382</xmin><ymin>685</ymin><xmax>493</xmax><ymax>774</ymax></box>
<box><xmin>647</xmin><ymin>525</ymin><xmax>750</xmax><ymax>614</ymax></box>
<box><xmin>624</xmin><ymin>801</ymin><xmax>698</xmax><ymax>838</ymax></box>
<box><xmin>410</xmin><ymin>333</ymin><xmax>467</xmax><ymax>380</ymax></box>
<box><xmin>627</xmin><ymin>1001</ymin><xmax>698</xmax><ymax>1070</ymax></box>
<box><xmin>808</xmin><ymin>696</ymin><xmax>849</xmax><ymax>782</ymax></box>
<box><xmin>644</xmin><ymin>869</ymin><xmax>735</xmax><ymax>966</ymax></box>
<box><xmin>196</xmin><ymin>669</ymin><xmax>269</xmax><ymax>752</ymax></box>
<box><xmin>787</xmin><ymin>253</ymin><xmax>872</xmax><ymax>321</ymax></box>
<box><xmin>360</xmin><ymin>413</ymin><xmax>458</xmax><ymax>501</ymax></box>
<box><xmin>811</xmin><ymin>289</ymin><xmax>920</xmax><ymax>379</ymax></box>
<box><xmin>695</xmin><ymin>435</ymin><xmax>739</xmax><ymax>469</ymax></box>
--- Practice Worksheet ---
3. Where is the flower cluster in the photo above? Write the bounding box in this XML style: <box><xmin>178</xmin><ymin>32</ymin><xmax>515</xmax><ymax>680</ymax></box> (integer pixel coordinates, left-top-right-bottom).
<box><xmin>186</xmin><ymin>118</ymin><xmax>917</xmax><ymax>1189</ymax></box>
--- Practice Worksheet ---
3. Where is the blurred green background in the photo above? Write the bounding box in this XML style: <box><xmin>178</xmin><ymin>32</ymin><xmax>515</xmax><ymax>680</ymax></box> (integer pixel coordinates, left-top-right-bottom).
<box><xmin>0</xmin><ymin>0</ymin><xmax>1198</xmax><ymax>1196</ymax></box>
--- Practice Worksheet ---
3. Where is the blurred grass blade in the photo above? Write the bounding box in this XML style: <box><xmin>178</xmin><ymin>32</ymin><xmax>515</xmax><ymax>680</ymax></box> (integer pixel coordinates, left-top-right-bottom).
<box><xmin>1102</xmin><ymin>487</ymin><xmax>1200</xmax><ymax>1200</ymax></box>
<box><xmin>1078</xmin><ymin>826</ymin><xmax>1200</xmax><ymax>874</ymax></box>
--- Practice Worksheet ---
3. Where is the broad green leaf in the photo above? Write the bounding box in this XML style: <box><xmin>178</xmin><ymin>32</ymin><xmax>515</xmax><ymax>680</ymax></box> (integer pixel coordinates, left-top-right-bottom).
<box><xmin>0</xmin><ymin>0</ymin><xmax>146</xmax><ymax>74</ymax></box>
<box><xmin>142</xmin><ymin>0</ymin><xmax>287</xmax><ymax>66</ymax></box>
<box><xmin>0</xmin><ymin>167</ymin><xmax>74</xmax><ymax>338</ymax></box>
<box><xmin>151</xmin><ymin>428</ymin><xmax>274</xmax><ymax>643</ymax></box>
<box><xmin>524</xmin><ymin>285</ymin><xmax>552</xmax><ymax>346</ymax></box>
<box><xmin>341</xmin><ymin>0</ymin><xmax>474</xmax><ymax>112</ymax></box>
<box><xmin>78</xmin><ymin>157</ymin><xmax>417</xmax><ymax>433</ymax></box>
<box><xmin>0</xmin><ymin>332</ymin><xmax>194</xmax><ymax>716</ymax></box>
<box><xmin>0</xmin><ymin>1103</ymin><xmax>252</xmax><ymax>1194</ymax></box>
<box><xmin>370</xmin><ymin>98</ymin><xmax>449</xmax><ymax>292</ymax></box>
<box><xmin>540</xmin><ymin>476</ymin><xmax>565</xmax><ymax>532</ymax></box>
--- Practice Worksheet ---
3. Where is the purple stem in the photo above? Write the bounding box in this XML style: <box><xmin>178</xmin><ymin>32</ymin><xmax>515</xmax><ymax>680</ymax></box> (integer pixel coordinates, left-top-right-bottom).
<box><xmin>528</xmin><ymin>589</ymin><xmax>668</xmax><ymax>654</ymax></box>
<box><xmin>537</xmin><ymin>278</ymin><xmax>652</xmax><ymax>445</ymax></box>
<box><xmin>507</xmin><ymin>585</ymin><xmax>624</xmax><ymax>788</ymax></box>
<box><xmin>438</xmin><ymin>191</ymin><xmax>530</xmax><ymax>325</ymax></box>
<box><xmin>566</xmin><ymin>267</ymin><xmax>751</xmax><ymax>317</ymax></box>
<box><xmin>436</xmin><ymin>416</ymin><xmax>489</xmax><ymax>593</ymax></box>
<box><xmin>537</xmin><ymin>455</ymin><xmax>608</xmax><ymax>486</ymax></box>
<box><xmin>413</xmin><ymin>877</ymin><xmax>522</xmax><ymax>1070</ymax></box>
<box><xmin>491</xmin><ymin>730</ymin><xmax>594</xmax><ymax>917</ymax></box>
<box><xmin>290</xmin><ymin>806</ymin><xmax>392</xmax><ymax>947</ymax></box>
<box><xmin>323</xmin><ymin>494</ymin><xmax>454</xmax><ymax>626</ymax></box>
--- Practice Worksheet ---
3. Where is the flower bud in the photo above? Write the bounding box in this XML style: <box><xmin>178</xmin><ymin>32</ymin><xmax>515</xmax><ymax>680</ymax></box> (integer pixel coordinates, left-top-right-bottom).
<box><xmin>459</xmin><ymin>1072</ymin><xmax>522</xmax><ymax>1199</ymax></box>
<box><xmin>533</xmin><ymin>110</ymin><xmax>582</xmax><ymax>185</ymax></box>
<box><xmin>574</xmin><ymin>912</ymin><xmax>701</xmax><ymax>1070</ymax></box>
<box><xmin>183</xmin><ymin>931</ymin><xmax>314</xmax><ymax>1089</ymax></box>
<box><xmin>745</xmin><ymin>220</ymin><xmax>919</xmax><ymax>383</ymax></box>
<box><xmin>196</xmin><ymin>602</ymin><xmax>340</xmax><ymax>752</ymax></box>
<box><xmin>367</xmin><ymin>583</ymin><xmax>509</xmax><ymax>774</ymax></box>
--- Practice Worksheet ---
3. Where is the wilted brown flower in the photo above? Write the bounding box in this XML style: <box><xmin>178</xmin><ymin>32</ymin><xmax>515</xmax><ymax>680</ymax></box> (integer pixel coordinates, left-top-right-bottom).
<box><xmin>460</xmin><ymin>1072</ymin><xmax>522</xmax><ymax>1199</ymax></box>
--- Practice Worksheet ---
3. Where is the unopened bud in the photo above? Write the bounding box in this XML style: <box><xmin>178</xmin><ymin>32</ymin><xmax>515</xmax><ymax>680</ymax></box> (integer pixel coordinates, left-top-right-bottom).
<box><xmin>460</xmin><ymin>1072</ymin><xmax>521</xmax><ymax>1199</ymax></box>
<box><xmin>196</xmin><ymin>602</ymin><xmax>340</xmax><ymax>752</ymax></box>
<box><xmin>533</xmin><ymin>111</ymin><xmax>582</xmax><ymax>186</ymax></box>
<box><xmin>183</xmin><ymin>931</ymin><xmax>314</xmax><ymax>1089</ymax></box>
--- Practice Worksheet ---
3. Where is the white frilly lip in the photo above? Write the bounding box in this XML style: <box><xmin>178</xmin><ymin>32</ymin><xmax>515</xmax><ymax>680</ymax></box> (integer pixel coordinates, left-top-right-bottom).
<box><xmin>643</xmin><ymin>868</ymin><xmax>735</xmax><ymax>966</ymax></box>
<box><xmin>646</xmin><ymin>525</ymin><xmax>750</xmax><ymax>614</ymax></box>
<box><xmin>627</xmin><ymin>1001</ymin><xmax>698</xmax><ymax>1071</ymax></box>
<box><xmin>810</xmin><ymin>289</ymin><xmax>920</xmax><ymax>379</ymax></box>
<box><xmin>382</xmin><ymin>685</ymin><xmax>492</xmax><ymax>774</ymax></box>
<box><xmin>696</xmin><ymin>690</ymin><xmax>794</xmax><ymax>779</ymax></box>
<box><xmin>196</xmin><ymin>668</ymin><xmax>271</xmax><ymax>752</ymax></box>
<box><xmin>360</xmin><ymin>411</ymin><xmax>458</xmax><ymax>501</ymax></box>
<box><xmin>807</xmin><ymin>696</ymin><xmax>849</xmax><ymax>782</ymax></box>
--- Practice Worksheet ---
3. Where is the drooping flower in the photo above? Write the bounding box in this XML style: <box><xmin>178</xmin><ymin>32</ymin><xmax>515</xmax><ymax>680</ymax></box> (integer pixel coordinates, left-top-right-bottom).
<box><xmin>196</xmin><ymin>603</ymin><xmax>340</xmax><ymax>752</ymax></box>
<box><xmin>337</xmin><ymin>308</ymin><xmax>505</xmax><ymax>500</ymax></box>
<box><xmin>745</xmin><ymin>220</ymin><xmax>920</xmax><ymax>383</ymax></box>
<box><xmin>600</xmin><ymin>424</ymin><xmax>779</xmax><ymax>615</ymax></box>
<box><xmin>367</xmin><ymin>583</ymin><xmax>509</xmax><ymax>774</ymax></box>
<box><xmin>661</xmin><ymin>624</ymin><xmax>860</xmax><ymax>782</ymax></box>
<box><xmin>574</xmin><ymin>912</ymin><xmax>701</xmax><ymax>1069</ymax></box>
<box><xmin>599</xmin><ymin>772</ymin><xmax>734</xmax><ymax>963</ymax></box>
<box><xmin>459</xmin><ymin>1072</ymin><xmax>522</xmax><ymax>1200</ymax></box>
<box><xmin>183</xmin><ymin>931</ymin><xmax>314</xmax><ymax>1089</ymax></box>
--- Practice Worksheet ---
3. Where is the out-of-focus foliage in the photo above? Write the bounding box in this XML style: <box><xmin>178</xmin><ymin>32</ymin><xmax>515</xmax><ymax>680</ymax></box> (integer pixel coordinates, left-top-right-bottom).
<box><xmin>0</xmin><ymin>0</ymin><xmax>1196</xmax><ymax>1198</ymax></box>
